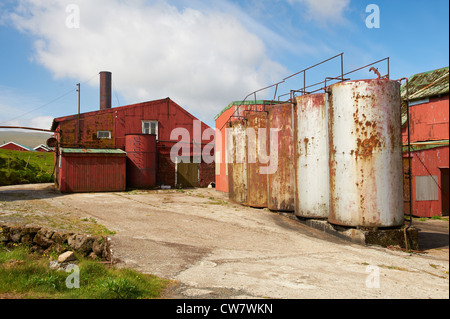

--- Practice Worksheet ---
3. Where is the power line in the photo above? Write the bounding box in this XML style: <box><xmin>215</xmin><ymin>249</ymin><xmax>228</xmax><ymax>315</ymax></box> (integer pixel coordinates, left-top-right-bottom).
<box><xmin>0</xmin><ymin>72</ymin><xmax>100</xmax><ymax>125</ymax></box>
<box><xmin>0</xmin><ymin>87</ymin><xmax>76</xmax><ymax>125</ymax></box>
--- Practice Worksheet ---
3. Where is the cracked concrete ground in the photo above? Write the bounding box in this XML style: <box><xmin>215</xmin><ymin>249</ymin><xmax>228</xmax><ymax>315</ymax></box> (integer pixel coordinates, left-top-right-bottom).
<box><xmin>0</xmin><ymin>183</ymin><xmax>448</xmax><ymax>299</ymax></box>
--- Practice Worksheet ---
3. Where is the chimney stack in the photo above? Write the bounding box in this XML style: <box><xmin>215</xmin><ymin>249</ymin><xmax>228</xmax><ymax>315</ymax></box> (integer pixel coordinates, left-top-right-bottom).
<box><xmin>100</xmin><ymin>71</ymin><xmax>112</xmax><ymax>110</ymax></box>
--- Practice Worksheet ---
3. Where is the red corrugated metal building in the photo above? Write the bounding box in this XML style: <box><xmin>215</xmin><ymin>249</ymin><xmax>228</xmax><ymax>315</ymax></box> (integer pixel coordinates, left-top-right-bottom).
<box><xmin>51</xmin><ymin>72</ymin><xmax>215</xmax><ymax>192</ymax></box>
<box><xmin>0</xmin><ymin>142</ymin><xmax>36</xmax><ymax>152</ymax></box>
<box><xmin>34</xmin><ymin>144</ymin><xmax>51</xmax><ymax>152</ymax></box>
<box><xmin>402</xmin><ymin>66</ymin><xmax>449</xmax><ymax>217</ymax></box>
<box><xmin>58</xmin><ymin>148</ymin><xmax>126</xmax><ymax>193</ymax></box>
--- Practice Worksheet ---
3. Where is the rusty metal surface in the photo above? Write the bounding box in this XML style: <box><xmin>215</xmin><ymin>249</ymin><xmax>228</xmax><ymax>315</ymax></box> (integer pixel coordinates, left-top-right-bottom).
<box><xmin>100</xmin><ymin>71</ymin><xmax>112</xmax><ymax>110</ymax></box>
<box><xmin>328</xmin><ymin>79</ymin><xmax>404</xmax><ymax>227</ymax></box>
<box><xmin>267</xmin><ymin>104</ymin><xmax>294</xmax><ymax>211</ymax></box>
<box><xmin>125</xmin><ymin>134</ymin><xmax>157</xmax><ymax>189</ymax></box>
<box><xmin>227</xmin><ymin>119</ymin><xmax>247</xmax><ymax>205</ymax></box>
<box><xmin>51</xmin><ymin>98</ymin><xmax>215</xmax><ymax>188</ymax></box>
<box><xmin>294</xmin><ymin>94</ymin><xmax>329</xmax><ymax>218</ymax></box>
<box><xmin>246</xmin><ymin>112</ymin><xmax>268</xmax><ymax>208</ymax></box>
<box><xmin>401</xmin><ymin>67</ymin><xmax>449</xmax><ymax>101</ymax></box>
<box><xmin>58</xmin><ymin>152</ymin><xmax>126</xmax><ymax>193</ymax></box>
<box><xmin>409</xmin><ymin>146</ymin><xmax>449</xmax><ymax>217</ymax></box>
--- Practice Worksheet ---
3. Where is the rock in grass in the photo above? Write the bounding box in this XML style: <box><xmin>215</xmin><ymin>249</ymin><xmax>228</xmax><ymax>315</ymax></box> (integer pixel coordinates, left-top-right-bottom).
<box><xmin>58</xmin><ymin>251</ymin><xmax>77</xmax><ymax>263</ymax></box>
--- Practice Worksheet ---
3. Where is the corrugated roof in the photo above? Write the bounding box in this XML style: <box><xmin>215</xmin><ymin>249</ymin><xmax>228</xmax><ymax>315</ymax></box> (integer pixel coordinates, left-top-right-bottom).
<box><xmin>401</xmin><ymin>66</ymin><xmax>449</xmax><ymax>125</ymax></box>
<box><xmin>61</xmin><ymin>148</ymin><xmax>126</xmax><ymax>155</ymax></box>
<box><xmin>401</xmin><ymin>66</ymin><xmax>449</xmax><ymax>101</ymax></box>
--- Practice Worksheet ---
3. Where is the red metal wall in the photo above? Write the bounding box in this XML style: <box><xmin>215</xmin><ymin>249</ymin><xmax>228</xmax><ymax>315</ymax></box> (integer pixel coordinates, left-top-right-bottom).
<box><xmin>215</xmin><ymin>106</ymin><xmax>235</xmax><ymax>193</ymax></box>
<box><xmin>408</xmin><ymin>146</ymin><xmax>449</xmax><ymax>217</ymax></box>
<box><xmin>58</xmin><ymin>153</ymin><xmax>126</xmax><ymax>193</ymax></box>
<box><xmin>53</xmin><ymin>98</ymin><xmax>215</xmax><ymax>188</ymax></box>
<box><xmin>0</xmin><ymin>143</ymin><xmax>31</xmax><ymax>152</ymax></box>
<box><xmin>125</xmin><ymin>134</ymin><xmax>157</xmax><ymax>189</ymax></box>
<box><xmin>402</xmin><ymin>95</ymin><xmax>449</xmax><ymax>217</ymax></box>
<box><xmin>34</xmin><ymin>146</ymin><xmax>49</xmax><ymax>152</ymax></box>
<box><xmin>402</xmin><ymin>95</ymin><xmax>449</xmax><ymax>144</ymax></box>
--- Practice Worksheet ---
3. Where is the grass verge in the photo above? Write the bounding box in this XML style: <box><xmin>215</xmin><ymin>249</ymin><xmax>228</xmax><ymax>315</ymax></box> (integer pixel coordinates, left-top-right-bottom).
<box><xmin>0</xmin><ymin>149</ymin><xmax>54</xmax><ymax>186</ymax></box>
<box><xmin>0</xmin><ymin>243</ymin><xmax>171</xmax><ymax>299</ymax></box>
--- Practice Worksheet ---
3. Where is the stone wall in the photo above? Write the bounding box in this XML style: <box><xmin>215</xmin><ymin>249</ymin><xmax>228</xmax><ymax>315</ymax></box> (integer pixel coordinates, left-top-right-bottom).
<box><xmin>0</xmin><ymin>223</ymin><xmax>111</xmax><ymax>261</ymax></box>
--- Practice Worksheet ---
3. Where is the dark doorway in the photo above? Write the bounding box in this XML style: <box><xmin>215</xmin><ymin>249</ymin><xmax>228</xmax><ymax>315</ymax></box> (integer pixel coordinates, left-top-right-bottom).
<box><xmin>176</xmin><ymin>157</ymin><xmax>199</xmax><ymax>188</ymax></box>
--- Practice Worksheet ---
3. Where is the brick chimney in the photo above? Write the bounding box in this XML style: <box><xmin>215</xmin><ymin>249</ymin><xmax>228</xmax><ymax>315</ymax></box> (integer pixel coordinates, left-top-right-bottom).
<box><xmin>100</xmin><ymin>71</ymin><xmax>112</xmax><ymax>110</ymax></box>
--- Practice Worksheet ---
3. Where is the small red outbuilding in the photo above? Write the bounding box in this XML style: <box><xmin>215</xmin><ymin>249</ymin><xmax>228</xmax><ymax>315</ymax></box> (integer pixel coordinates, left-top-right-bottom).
<box><xmin>57</xmin><ymin>148</ymin><xmax>126</xmax><ymax>193</ymax></box>
<box><xmin>0</xmin><ymin>141</ymin><xmax>35</xmax><ymax>152</ymax></box>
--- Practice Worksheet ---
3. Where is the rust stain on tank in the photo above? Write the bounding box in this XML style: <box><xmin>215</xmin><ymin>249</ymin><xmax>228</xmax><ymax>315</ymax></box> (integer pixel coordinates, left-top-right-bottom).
<box><xmin>355</xmin><ymin>135</ymin><xmax>382</xmax><ymax>158</ymax></box>
<box><xmin>303</xmin><ymin>137</ymin><xmax>309</xmax><ymax>155</ymax></box>
<box><xmin>227</xmin><ymin>119</ymin><xmax>247</xmax><ymax>205</ymax></box>
<box><xmin>246</xmin><ymin>112</ymin><xmax>268</xmax><ymax>208</ymax></box>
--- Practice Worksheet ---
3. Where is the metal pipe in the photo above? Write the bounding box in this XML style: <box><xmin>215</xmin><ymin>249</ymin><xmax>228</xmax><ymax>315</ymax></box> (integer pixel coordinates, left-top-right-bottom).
<box><xmin>157</xmin><ymin>139</ymin><xmax>210</xmax><ymax>146</ymax></box>
<box><xmin>283</xmin><ymin>52</ymin><xmax>344</xmax><ymax>81</ymax></box>
<box><xmin>77</xmin><ymin>83</ymin><xmax>81</xmax><ymax>146</ymax></box>
<box><xmin>0</xmin><ymin>126</ymin><xmax>55</xmax><ymax>133</ymax></box>
<box><xmin>397</xmin><ymin>77</ymin><xmax>413</xmax><ymax>249</ymax></box>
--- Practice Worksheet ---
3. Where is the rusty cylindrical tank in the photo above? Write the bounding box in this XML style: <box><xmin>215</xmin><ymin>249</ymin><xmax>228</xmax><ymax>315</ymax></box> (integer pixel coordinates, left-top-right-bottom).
<box><xmin>227</xmin><ymin>119</ymin><xmax>247</xmax><ymax>205</ymax></box>
<box><xmin>294</xmin><ymin>93</ymin><xmax>329</xmax><ymax>218</ymax></box>
<box><xmin>125</xmin><ymin>134</ymin><xmax>157</xmax><ymax>189</ymax></box>
<box><xmin>246</xmin><ymin>112</ymin><xmax>268</xmax><ymax>208</ymax></box>
<box><xmin>267</xmin><ymin>103</ymin><xmax>295</xmax><ymax>211</ymax></box>
<box><xmin>328</xmin><ymin>79</ymin><xmax>404</xmax><ymax>227</ymax></box>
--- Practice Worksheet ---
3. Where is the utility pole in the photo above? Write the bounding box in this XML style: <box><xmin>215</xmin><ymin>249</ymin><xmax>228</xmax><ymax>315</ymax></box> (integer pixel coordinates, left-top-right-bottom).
<box><xmin>77</xmin><ymin>83</ymin><xmax>80</xmax><ymax>146</ymax></box>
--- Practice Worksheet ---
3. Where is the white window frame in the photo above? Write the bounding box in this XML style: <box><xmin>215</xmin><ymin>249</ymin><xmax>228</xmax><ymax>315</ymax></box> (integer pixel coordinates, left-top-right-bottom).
<box><xmin>142</xmin><ymin>120</ymin><xmax>158</xmax><ymax>138</ymax></box>
<box><xmin>97</xmin><ymin>130</ymin><xmax>111</xmax><ymax>139</ymax></box>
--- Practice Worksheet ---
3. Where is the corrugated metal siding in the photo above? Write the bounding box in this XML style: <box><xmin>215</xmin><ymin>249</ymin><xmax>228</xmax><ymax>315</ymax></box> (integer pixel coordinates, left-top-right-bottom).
<box><xmin>52</xmin><ymin>98</ymin><xmax>215</xmax><ymax>188</ymax></box>
<box><xmin>401</xmin><ymin>67</ymin><xmax>449</xmax><ymax>101</ymax></box>
<box><xmin>59</xmin><ymin>153</ymin><xmax>126</xmax><ymax>193</ymax></box>
<box><xmin>409</xmin><ymin>146</ymin><xmax>449</xmax><ymax>217</ymax></box>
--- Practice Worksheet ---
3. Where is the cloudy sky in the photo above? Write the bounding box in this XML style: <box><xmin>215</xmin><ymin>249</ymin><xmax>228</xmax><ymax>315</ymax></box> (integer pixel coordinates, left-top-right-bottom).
<box><xmin>0</xmin><ymin>0</ymin><xmax>448</xmax><ymax>129</ymax></box>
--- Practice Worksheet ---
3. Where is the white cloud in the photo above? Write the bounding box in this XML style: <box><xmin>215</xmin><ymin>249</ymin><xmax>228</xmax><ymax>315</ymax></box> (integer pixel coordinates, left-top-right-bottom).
<box><xmin>288</xmin><ymin>0</ymin><xmax>351</xmax><ymax>24</ymax></box>
<box><xmin>29</xmin><ymin>116</ymin><xmax>54</xmax><ymax>130</ymax></box>
<box><xmin>5</xmin><ymin>0</ymin><xmax>287</xmax><ymax>125</ymax></box>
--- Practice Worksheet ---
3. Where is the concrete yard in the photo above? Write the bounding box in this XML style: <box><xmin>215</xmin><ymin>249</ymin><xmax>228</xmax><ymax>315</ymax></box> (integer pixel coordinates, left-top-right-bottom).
<box><xmin>0</xmin><ymin>183</ymin><xmax>448</xmax><ymax>299</ymax></box>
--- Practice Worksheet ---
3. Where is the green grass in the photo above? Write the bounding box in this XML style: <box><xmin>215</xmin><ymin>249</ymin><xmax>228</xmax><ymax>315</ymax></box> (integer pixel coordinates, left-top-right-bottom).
<box><xmin>0</xmin><ymin>243</ymin><xmax>170</xmax><ymax>299</ymax></box>
<box><xmin>0</xmin><ymin>149</ymin><xmax>54</xmax><ymax>186</ymax></box>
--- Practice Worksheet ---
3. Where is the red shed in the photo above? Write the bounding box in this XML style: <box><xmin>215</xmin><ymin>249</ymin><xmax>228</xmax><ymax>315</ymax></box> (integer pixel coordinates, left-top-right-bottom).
<box><xmin>0</xmin><ymin>141</ymin><xmax>36</xmax><ymax>152</ymax></box>
<box><xmin>34</xmin><ymin>144</ymin><xmax>51</xmax><ymax>152</ymax></box>
<box><xmin>51</xmin><ymin>72</ymin><xmax>215</xmax><ymax>191</ymax></box>
<box><xmin>402</xmin><ymin>66</ymin><xmax>449</xmax><ymax>217</ymax></box>
<box><xmin>57</xmin><ymin>148</ymin><xmax>126</xmax><ymax>193</ymax></box>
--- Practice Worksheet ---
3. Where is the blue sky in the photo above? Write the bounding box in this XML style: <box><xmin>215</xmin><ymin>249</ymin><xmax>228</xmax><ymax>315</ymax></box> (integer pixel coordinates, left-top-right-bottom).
<box><xmin>0</xmin><ymin>0</ymin><xmax>448</xmax><ymax>130</ymax></box>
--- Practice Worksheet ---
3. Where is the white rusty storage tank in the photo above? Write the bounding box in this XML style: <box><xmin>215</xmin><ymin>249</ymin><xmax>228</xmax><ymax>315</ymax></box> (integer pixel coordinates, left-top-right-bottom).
<box><xmin>328</xmin><ymin>79</ymin><xmax>404</xmax><ymax>227</ymax></box>
<box><xmin>227</xmin><ymin>119</ymin><xmax>248</xmax><ymax>205</ymax></box>
<box><xmin>294</xmin><ymin>93</ymin><xmax>329</xmax><ymax>218</ymax></box>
